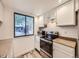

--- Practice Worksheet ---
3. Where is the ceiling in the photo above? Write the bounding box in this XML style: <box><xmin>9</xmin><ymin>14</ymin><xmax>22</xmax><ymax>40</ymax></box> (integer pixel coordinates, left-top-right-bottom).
<box><xmin>1</xmin><ymin>0</ymin><xmax>69</xmax><ymax>16</ymax></box>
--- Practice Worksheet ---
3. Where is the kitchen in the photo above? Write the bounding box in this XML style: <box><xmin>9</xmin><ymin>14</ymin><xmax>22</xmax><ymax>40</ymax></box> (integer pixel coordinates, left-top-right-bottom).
<box><xmin>35</xmin><ymin>0</ymin><xmax>79</xmax><ymax>58</ymax></box>
<box><xmin>0</xmin><ymin>0</ymin><xmax>79</xmax><ymax>58</ymax></box>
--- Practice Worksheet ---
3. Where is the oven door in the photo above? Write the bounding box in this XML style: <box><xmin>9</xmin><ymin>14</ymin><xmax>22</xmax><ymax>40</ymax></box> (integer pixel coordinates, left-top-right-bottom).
<box><xmin>40</xmin><ymin>39</ymin><xmax>52</xmax><ymax>57</ymax></box>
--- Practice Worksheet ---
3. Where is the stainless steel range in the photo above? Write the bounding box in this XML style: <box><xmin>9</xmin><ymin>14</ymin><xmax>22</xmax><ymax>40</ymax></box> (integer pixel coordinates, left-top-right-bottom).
<box><xmin>40</xmin><ymin>31</ymin><xmax>58</xmax><ymax>58</ymax></box>
<box><xmin>40</xmin><ymin>38</ymin><xmax>53</xmax><ymax>57</ymax></box>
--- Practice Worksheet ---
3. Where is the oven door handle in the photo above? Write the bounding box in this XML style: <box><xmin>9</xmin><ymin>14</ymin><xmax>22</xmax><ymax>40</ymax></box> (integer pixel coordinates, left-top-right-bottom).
<box><xmin>41</xmin><ymin>39</ymin><xmax>52</xmax><ymax>44</ymax></box>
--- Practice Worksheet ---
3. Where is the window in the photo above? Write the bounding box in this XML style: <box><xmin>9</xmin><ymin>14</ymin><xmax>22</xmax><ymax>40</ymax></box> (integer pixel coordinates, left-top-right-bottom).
<box><xmin>14</xmin><ymin>13</ymin><xmax>34</xmax><ymax>37</ymax></box>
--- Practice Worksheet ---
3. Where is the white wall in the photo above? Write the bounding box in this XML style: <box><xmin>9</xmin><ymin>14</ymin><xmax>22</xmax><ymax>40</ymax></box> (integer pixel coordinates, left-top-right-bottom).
<box><xmin>0</xmin><ymin>1</ymin><xmax>35</xmax><ymax>57</ymax></box>
<box><xmin>0</xmin><ymin>1</ymin><xmax>5</xmax><ymax>39</ymax></box>
<box><xmin>13</xmin><ymin>37</ymin><xmax>34</xmax><ymax>57</ymax></box>
<box><xmin>0</xmin><ymin>1</ymin><xmax>4</xmax><ymax>22</ymax></box>
<box><xmin>44</xmin><ymin>21</ymin><xmax>78</xmax><ymax>39</ymax></box>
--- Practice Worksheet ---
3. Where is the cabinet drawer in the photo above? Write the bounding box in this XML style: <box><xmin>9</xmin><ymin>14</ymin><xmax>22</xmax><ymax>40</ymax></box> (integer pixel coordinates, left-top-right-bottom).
<box><xmin>53</xmin><ymin>42</ymin><xmax>75</xmax><ymax>56</ymax></box>
<box><xmin>53</xmin><ymin>49</ymin><xmax>74</xmax><ymax>58</ymax></box>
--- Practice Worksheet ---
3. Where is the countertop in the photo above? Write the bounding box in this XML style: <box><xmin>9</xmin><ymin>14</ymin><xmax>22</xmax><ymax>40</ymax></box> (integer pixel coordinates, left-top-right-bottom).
<box><xmin>53</xmin><ymin>38</ymin><xmax>76</xmax><ymax>48</ymax></box>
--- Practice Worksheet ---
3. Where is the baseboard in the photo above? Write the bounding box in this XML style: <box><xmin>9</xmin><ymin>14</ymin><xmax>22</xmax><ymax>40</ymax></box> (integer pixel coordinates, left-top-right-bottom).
<box><xmin>35</xmin><ymin>48</ymin><xmax>40</xmax><ymax>53</ymax></box>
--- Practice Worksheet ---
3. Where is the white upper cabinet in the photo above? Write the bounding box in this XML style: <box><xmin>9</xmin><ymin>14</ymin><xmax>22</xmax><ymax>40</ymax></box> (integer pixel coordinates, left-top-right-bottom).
<box><xmin>57</xmin><ymin>0</ymin><xmax>75</xmax><ymax>26</ymax></box>
<box><xmin>38</xmin><ymin>16</ymin><xmax>44</xmax><ymax>27</ymax></box>
<box><xmin>75</xmin><ymin>0</ymin><xmax>79</xmax><ymax>11</ymax></box>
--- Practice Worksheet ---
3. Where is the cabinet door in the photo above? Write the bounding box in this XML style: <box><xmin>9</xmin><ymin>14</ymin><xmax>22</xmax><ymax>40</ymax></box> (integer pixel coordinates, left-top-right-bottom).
<box><xmin>53</xmin><ymin>42</ymin><xmax>75</xmax><ymax>56</ymax></box>
<box><xmin>53</xmin><ymin>42</ymin><xmax>75</xmax><ymax>58</ymax></box>
<box><xmin>57</xmin><ymin>0</ymin><xmax>75</xmax><ymax>26</ymax></box>
<box><xmin>38</xmin><ymin>16</ymin><xmax>44</xmax><ymax>27</ymax></box>
<box><xmin>53</xmin><ymin>49</ymin><xmax>73</xmax><ymax>58</ymax></box>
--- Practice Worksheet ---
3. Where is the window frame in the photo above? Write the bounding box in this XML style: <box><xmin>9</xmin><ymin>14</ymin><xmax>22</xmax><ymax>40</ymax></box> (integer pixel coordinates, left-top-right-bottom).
<box><xmin>14</xmin><ymin>12</ymin><xmax>34</xmax><ymax>38</ymax></box>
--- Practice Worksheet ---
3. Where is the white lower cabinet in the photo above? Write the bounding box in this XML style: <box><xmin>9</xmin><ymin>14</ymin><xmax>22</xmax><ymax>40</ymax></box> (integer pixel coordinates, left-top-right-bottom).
<box><xmin>53</xmin><ymin>42</ymin><xmax>75</xmax><ymax>58</ymax></box>
<box><xmin>53</xmin><ymin>49</ymin><xmax>73</xmax><ymax>58</ymax></box>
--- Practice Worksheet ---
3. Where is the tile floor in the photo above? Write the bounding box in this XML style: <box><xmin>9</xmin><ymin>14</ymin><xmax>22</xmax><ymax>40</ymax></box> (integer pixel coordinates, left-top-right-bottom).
<box><xmin>18</xmin><ymin>49</ymin><xmax>50</xmax><ymax>58</ymax></box>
